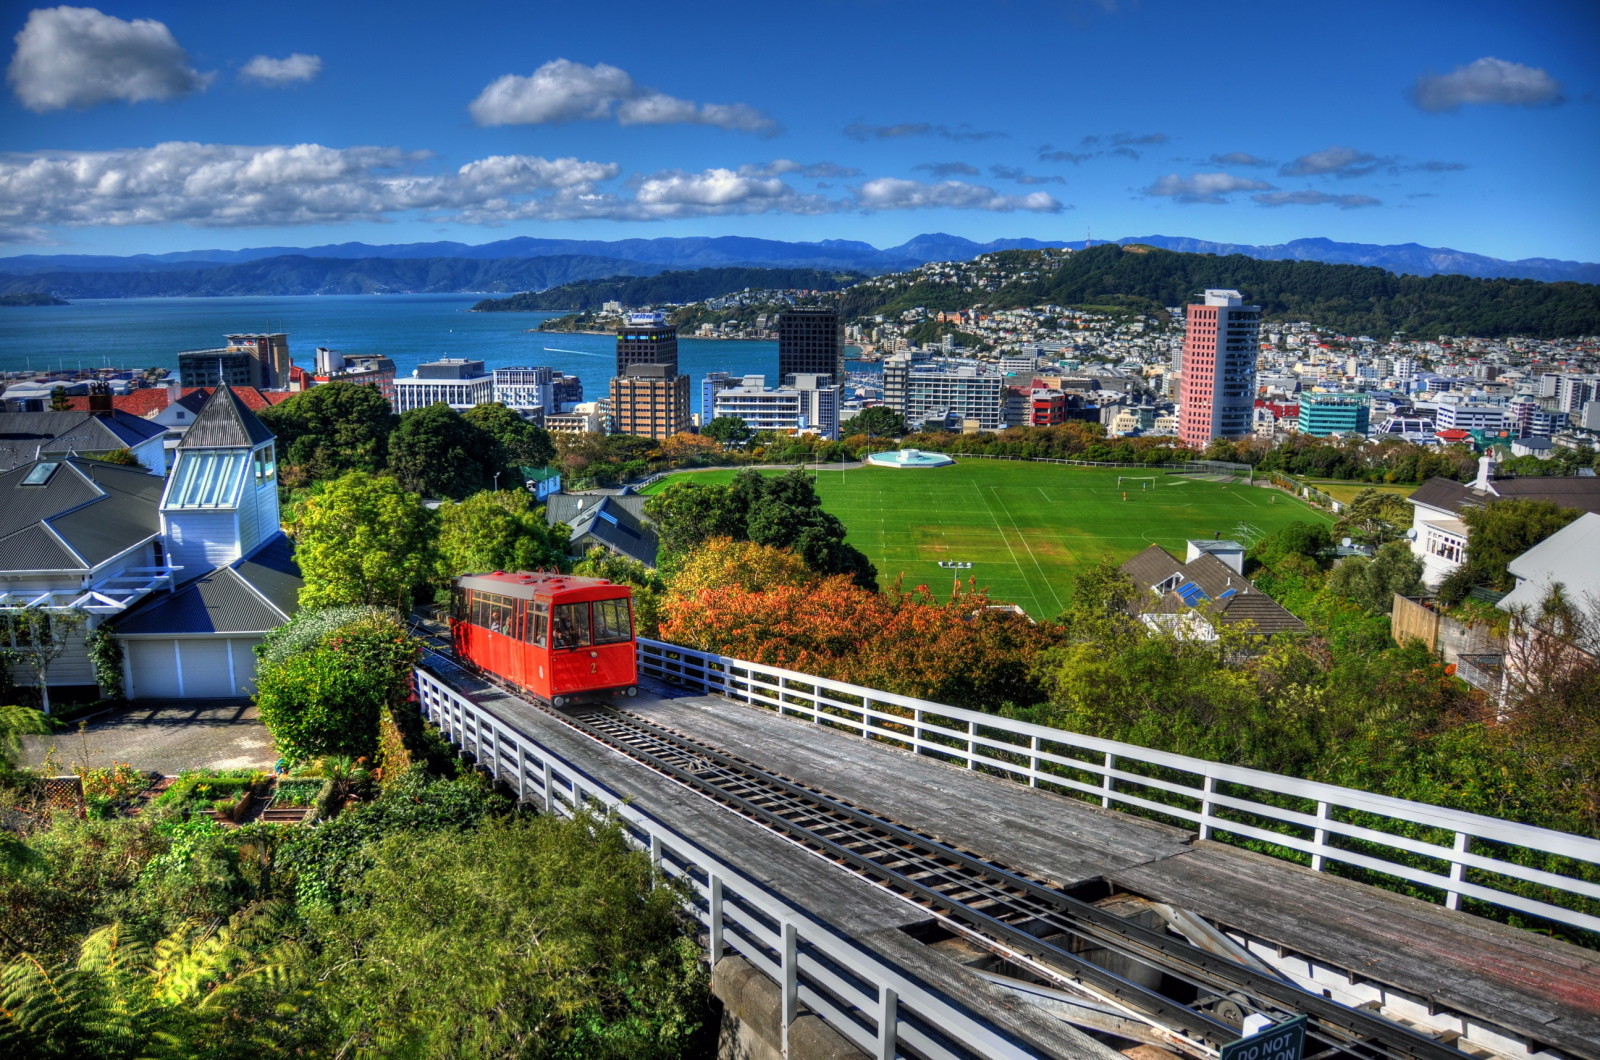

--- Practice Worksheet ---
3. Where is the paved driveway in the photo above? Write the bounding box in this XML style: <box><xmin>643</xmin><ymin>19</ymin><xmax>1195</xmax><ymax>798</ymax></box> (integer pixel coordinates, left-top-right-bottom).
<box><xmin>21</xmin><ymin>699</ymin><xmax>276</xmax><ymax>776</ymax></box>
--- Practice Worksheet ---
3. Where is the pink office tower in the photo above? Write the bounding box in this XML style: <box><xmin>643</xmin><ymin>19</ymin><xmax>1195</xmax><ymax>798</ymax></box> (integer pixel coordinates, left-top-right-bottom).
<box><xmin>1176</xmin><ymin>289</ymin><xmax>1261</xmax><ymax>449</ymax></box>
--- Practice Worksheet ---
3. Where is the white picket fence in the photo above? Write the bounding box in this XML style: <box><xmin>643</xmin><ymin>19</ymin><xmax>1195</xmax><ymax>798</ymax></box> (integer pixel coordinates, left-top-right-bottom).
<box><xmin>635</xmin><ymin>638</ymin><xmax>1600</xmax><ymax>938</ymax></box>
<box><xmin>412</xmin><ymin>666</ymin><xmax>1043</xmax><ymax>1060</ymax></box>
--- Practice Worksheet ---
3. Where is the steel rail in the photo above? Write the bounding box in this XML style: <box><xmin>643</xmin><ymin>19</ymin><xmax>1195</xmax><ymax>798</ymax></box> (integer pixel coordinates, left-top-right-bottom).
<box><xmin>553</xmin><ymin>701</ymin><xmax>1462</xmax><ymax>1060</ymax></box>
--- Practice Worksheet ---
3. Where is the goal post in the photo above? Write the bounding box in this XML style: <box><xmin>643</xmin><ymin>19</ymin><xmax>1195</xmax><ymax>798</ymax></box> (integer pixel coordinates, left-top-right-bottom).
<box><xmin>1117</xmin><ymin>475</ymin><xmax>1158</xmax><ymax>488</ymax></box>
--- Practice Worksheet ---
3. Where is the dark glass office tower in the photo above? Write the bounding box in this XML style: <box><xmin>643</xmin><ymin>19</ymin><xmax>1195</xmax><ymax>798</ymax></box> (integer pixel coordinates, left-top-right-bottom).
<box><xmin>778</xmin><ymin>307</ymin><xmax>843</xmax><ymax>383</ymax></box>
<box><xmin>616</xmin><ymin>312</ymin><xmax>679</xmax><ymax>375</ymax></box>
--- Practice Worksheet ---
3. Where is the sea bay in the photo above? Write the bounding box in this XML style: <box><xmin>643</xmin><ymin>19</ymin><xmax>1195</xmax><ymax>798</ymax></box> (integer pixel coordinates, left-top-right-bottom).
<box><xmin>0</xmin><ymin>294</ymin><xmax>864</xmax><ymax>415</ymax></box>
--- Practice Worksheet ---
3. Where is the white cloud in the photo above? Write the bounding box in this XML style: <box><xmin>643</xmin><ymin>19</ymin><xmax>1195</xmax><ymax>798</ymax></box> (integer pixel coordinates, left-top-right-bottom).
<box><xmin>1253</xmin><ymin>190</ymin><xmax>1380</xmax><ymax>209</ymax></box>
<box><xmin>239</xmin><ymin>52</ymin><xmax>321</xmax><ymax>86</ymax></box>
<box><xmin>7</xmin><ymin>5</ymin><xmax>209</xmax><ymax>111</ymax></box>
<box><xmin>854</xmin><ymin>178</ymin><xmax>1063</xmax><ymax>213</ymax></box>
<box><xmin>738</xmin><ymin>159</ymin><xmax>859</xmax><ymax>178</ymax></box>
<box><xmin>1143</xmin><ymin>172</ymin><xmax>1274</xmax><ymax>204</ymax></box>
<box><xmin>1279</xmin><ymin>146</ymin><xmax>1387</xmax><ymax>178</ymax></box>
<box><xmin>0</xmin><ymin>145</ymin><xmax>1078</xmax><ymax>231</ymax></box>
<box><xmin>1209</xmin><ymin>152</ymin><xmax>1271</xmax><ymax>167</ymax></box>
<box><xmin>1410</xmin><ymin>57</ymin><xmax>1562</xmax><ymax>113</ymax></box>
<box><xmin>914</xmin><ymin>161</ymin><xmax>981</xmax><ymax>177</ymax></box>
<box><xmin>469</xmin><ymin>58</ymin><xmax>774</xmax><ymax>132</ymax></box>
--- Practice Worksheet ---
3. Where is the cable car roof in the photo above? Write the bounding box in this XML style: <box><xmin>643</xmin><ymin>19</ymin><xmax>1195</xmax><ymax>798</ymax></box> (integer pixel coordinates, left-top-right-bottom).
<box><xmin>456</xmin><ymin>570</ymin><xmax>627</xmax><ymax>601</ymax></box>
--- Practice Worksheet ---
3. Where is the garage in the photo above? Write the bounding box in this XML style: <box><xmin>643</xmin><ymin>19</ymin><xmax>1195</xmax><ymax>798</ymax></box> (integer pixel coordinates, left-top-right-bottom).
<box><xmin>122</xmin><ymin>636</ymin><xmax>264</xmax><ymax>700</ymax></box>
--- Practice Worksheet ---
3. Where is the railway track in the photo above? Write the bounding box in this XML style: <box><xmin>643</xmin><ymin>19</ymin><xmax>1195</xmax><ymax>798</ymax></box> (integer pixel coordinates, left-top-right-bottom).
<box><xmin>414</xmin><ymin>636</ymin><xmax>1465</xmax><ymax>1060</ymax></box>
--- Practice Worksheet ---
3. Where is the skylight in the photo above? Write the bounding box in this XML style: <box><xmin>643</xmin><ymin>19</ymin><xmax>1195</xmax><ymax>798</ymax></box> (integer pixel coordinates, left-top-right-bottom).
<box><xmin>21</xmin><ymin>462</ymin><xmax>59</xmax><ymax>486</ymax></box>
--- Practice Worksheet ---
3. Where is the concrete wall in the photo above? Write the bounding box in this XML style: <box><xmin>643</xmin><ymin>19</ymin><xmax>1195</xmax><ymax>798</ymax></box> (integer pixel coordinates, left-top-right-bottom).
<box><xmin>1391</xmin><ymin>595</ymin><xmax>1504</xmax><ymax>665</ymax></box>
<box><xmin>711</xmin><ymin>956</ymin><xmax>866</xmax><ymax>1060</ymax></box>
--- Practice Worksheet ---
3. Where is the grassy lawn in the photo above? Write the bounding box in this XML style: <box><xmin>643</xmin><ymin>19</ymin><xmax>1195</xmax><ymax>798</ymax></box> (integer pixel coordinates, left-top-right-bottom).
<box><xmin>1302</xmin><ymin>479</ymin><xmax>1416</xmax><ymax>505</ymax></box>
<box><xmin>644</xmin><ymin>461</ymin><xmax>1331</xmax><ymax>618</ymax></box>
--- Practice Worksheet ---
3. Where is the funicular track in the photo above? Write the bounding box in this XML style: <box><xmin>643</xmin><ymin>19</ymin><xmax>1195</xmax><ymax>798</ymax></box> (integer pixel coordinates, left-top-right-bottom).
<box><xmin>415</xmin><ymin>634</ymin><xmax>1466</xmax><ymax>1060</ymax></box>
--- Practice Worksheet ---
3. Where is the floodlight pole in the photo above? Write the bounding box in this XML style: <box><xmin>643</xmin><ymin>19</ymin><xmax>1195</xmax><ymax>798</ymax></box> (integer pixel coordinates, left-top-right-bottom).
<box><xmin>937</xmin><ymin>560</ymin><xmax>973</xmax><ymax>596</ymax></box>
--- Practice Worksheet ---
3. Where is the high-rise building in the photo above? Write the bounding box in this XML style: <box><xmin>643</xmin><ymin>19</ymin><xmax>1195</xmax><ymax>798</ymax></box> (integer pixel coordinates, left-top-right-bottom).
<box><xmin>777</xmin><ymin>307</ymin><xmax>843</xmax><ymax>382</ymax></box>
<box><xmin>616</xmin><ymin>312</ymin><xmax>679</xmax><ymax>375</ymax></box>
<box><xmin>610</xmin><ymin>366</ymin><xmax>692</xmax><ymax>440</ymax></box>
<box><xmin>1176</xmin><ymin>290</ymin><xmax>1260</xmax><ymax>449</ymax></box>
<box><xmin>711</xmin><ymin>373</ymin><xmax>841</xmax><ymax>439</ymax></box>
<box><xmin>1297</xmin><ymin>392</ymin><xmax>1370</xmax><ymax>437</ymax></box>
<box><xmin>493</xmin><ymin>366</ymin><xmax>554</xmax><ymax>415</ymax></box>
<box><xmin>610</xmin><ymin>314</ymin><xmax>689</xmax><ymax>439</ymax></box>
<box><xmin>882</xmin><ymin>353</ymin><xmax>1005</xmax><ymax>431</ymax></box>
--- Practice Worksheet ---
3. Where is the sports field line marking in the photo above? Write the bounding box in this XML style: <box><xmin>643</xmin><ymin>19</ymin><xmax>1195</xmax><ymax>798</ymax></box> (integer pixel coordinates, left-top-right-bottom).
<box><xmin>987</xmin><ymin>485</ymin><xmax>1065</xmax><ymax>615</ymax></box>
<box><xmin>969</xmin><ymin>482</ymin><xmax>1049</xmax><ymax>616</ymax></box>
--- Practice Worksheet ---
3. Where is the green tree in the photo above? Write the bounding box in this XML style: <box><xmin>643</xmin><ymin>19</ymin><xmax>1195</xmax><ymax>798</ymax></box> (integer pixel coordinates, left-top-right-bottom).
<box><xmin>571</xmin><ymin>547</ymin><xmax>668</xmax><ymax>637</ymax></box>
<box><xmin>388</xmin><ymin>403</ymin><xmax>500</xmax><ymax>500</ymax></box>
<box><xmin>840</xmin><ymin>406</ymin><xmax>907</xmax><ymax>439</ymax></box>
<box><xmin>1436</xmin><ymin>498</ymin><xmax>1580</xmax><ymax>605</ymax></box>
<box><xmin>290</xmin><ymin>472</ymin><xmax>438</xmax><ymax>610</ymax></box>
<box><xmin>462</xmin><ymin>402</ymin><xmax>557</xmax><ymax>480</ymax></box>
<box><xmin>49</xmin><ymin>387</ymin><xmax>71</xmax><ymax>411</ymax></box>
<box><xmin>1326</xmin><ymin>541</ymin><xmax>1425</xmax><ymax>613</ymax></box>
<box><xmin>309</xmin><ymin>812</ymin><xmax>706</xmax><ymax>1058</ymax></box>
<box><xmin>253</xmin><ymin>609</ymin><xmax>420</xmax><ymax>763</ymax></box>
<box><xmin>258</xmin><ymin>380</ymin><xmax>395</xmax><ymax>486</ymax></box>
<box><xmin>1333</xmin><ymin>488</ymin><xmax>1413</xmax><ymax>546</ymax></box>
<box><xmin>435</xmin><ymin>489</ymin><xmax>568</xmax><ymax>579</ymax></box>
<box><xmin>0</xmin><ymin>608</ymin><xmax>86</xmax><ymax>716</ymax></box>
<box><xmin>701</xmin><ymin>415</ymin><xmax>754</xmax><ymax>449</ymax></box>
<box><xmin>645</xmin><ymin>469</ymin><xmax>876</xmax><ymax>589</ymax></box>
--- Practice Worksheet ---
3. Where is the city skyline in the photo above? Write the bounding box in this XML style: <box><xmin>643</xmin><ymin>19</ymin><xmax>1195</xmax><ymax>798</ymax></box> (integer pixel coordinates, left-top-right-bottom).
<box><xmin>2</xmin><ymin>1</ymin><xmax>1596</xmax><ymax>263</ymax></box>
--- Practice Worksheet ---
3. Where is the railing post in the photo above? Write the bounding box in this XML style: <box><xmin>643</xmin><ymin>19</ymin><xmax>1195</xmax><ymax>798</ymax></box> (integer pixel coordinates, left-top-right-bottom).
<box><xmin>1198</xmin><ymin>774</ymin><xmax>1216</xmax><ymax>841</ymax></box>
<box><xmin>1311</xmin><ymin>801</ymin><xmax>1330</xmax><ymax>872</ymax></box>
<box><xmin>708</xmin><ymin>874</ymin><xmax>725</xmax><ymax>971</ymax></box>
<box><xmin>778</xmin><ymin>673</ymin><xmax>788</xmax><ymax>715</ymax></box>
<box><xmin>1447</xmin><ymin>831</ymin><xmax>1469</xmax><ymax>910</ymax></box>
<box><xmin>966</xmin><ymin>719</ymin><xmax>976</xmax><ymax>767</ymax></box>
<box><xmin>876</xmin><ymin>984</ymin><xmax>898</xmax><ymax>1060</ymax></box>
<box><xmin>542</xmin><ymin>758</ymin><xmax>553</xmax><ymax>813</ymax></box>
<box><xmin>1030</xmin><ymin>735</ymin><xmax>1040</xmax><ymax>788</ymax></box>
<box><xmin>649</xmin><ymin>832</ymin><xmax>662</xmax><ymax>875</ymax></box>
<box><xmin>781</xmin><ymin>920</ymin><xmax>798</xmax><ymax>1057</ymax></box>
<box><xmin>1101</xmin><ymin>752</ymin><xmax>1116</xmax><ymax>808</ymax></box>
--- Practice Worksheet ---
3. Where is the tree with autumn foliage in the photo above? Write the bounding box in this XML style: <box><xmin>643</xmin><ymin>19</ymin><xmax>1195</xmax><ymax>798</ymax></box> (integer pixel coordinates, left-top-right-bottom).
<box><xmin>664</xmin><ymin>538</ymin><xmax>818</xmax><ymax>601</ymax></box>
<box><xmin>659</xmin><ymin>568</ymin><xmax>1056</xmax><ymax>711</ymax></box>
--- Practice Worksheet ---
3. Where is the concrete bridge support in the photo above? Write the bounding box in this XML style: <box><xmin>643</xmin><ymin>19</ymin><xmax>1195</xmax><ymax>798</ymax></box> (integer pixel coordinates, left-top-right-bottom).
<box><xmin>713</xmin><ymin>956</ymin><xmax>868</xmax><ymax>1060</ymax></box>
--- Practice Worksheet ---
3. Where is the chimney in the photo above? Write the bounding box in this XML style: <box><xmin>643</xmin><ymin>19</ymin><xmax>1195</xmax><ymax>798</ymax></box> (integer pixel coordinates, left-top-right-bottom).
<box><xmin>1472</xmin><ymin>452</ymin><xmax>1496</xmax><ymax>492</ymax></box>
<box><xmin>87</xmin><ymin>380</ymin><xmax>113</xmax><ymax>416</ymax></box>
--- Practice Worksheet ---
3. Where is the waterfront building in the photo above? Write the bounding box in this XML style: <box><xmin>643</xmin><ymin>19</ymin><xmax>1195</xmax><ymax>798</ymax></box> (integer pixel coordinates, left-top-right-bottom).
<box><xmin>1176</xmin><ymin>290</ymin><xmax>1261</xmax><ymax>449</ymax></box>
<box><xmin>545</xmin><ymin>403</ymin><xmax>608</xmax><ymax>435</ymax></box>
<box><xmin>552</xmin><ymin>373</ymin><xmax>583</xmax><ymax>411</ymax></box>
<box><xmin>178</xmin><ymin>333</ymin><xmax>291</xmax><ymax>390</ymax></box>
<box><xmin>711</xmin><ymin>373</ymin><xmax>841</xmax><ymax>439</ymax></box>
<box><xmin>777</xmin><ymin>307</ymin><xmax>843</xmax><ymax>382</ymax></box>
<box><xmin>493</xmin><ymin>366</ymin><xmax>554</xmax><ymax>417</ymax></box>
<box><xmin>1297</xmin><ymin>392</ymin><xmax>1370</xmax><ymax>437</ymax></box>
<box><xmin>311</xmin><ymin>348</ymin><xmax>396</xmax><ymax>404</ymax></box>
<box><xmin>392</xmin><ymin>357</ymin><xmax>494</xmax><ymax>413</ymax></box>
<box><xmin>616</xmin><ymin>312</ymin><xmax>679</xmax><ymax>375</ymax></box>
<box><xmin>701</xmin><ymin>372</ymin><xmax>738</xmax><ymax>420</ymax></box>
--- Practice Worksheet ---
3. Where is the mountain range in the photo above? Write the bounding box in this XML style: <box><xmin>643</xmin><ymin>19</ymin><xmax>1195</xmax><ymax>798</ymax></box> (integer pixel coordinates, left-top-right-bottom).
<box><xmin>0</xmin><ymin>233</ymin><xmax>1594</xmax><ymax>298</ymax></box>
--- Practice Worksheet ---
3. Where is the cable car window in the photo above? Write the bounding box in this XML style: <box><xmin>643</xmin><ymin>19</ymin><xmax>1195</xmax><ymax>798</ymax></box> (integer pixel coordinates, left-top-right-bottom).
<box><xmin>592</xmin><ymin>598</ymin><xmax>633</xmax><ymax>644</ymax></box>
<box><xmin>552</xmin><ymin>603</ymin><xmax>589</xmax><ymax>649</ymax></box>
<box><xmin>527</xmin><ymin>602</ymin><xmax>547</xmax><ymax>646</ymax></box>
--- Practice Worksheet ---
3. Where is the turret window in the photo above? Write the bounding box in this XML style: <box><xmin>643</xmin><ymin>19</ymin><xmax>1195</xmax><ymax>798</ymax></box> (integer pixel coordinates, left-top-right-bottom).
<box><xmin>164</xmin><ymin>450</ymin><xmax>247</xmax><ymax>508</ymax></box>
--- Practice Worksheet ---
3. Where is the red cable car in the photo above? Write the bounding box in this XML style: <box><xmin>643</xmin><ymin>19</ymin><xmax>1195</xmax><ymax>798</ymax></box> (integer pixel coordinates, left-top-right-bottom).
<box><xmin>450</xmin><ymin>571</ymin><xmax>638</xmax><ymax>706</ymax></box>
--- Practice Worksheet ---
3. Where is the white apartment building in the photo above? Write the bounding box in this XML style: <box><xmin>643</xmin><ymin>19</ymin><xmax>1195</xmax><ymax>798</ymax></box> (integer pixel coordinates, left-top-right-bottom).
<box><xmin>1433</xmin><ymin>399</ymin><xmax>1506</xmax><ymax>433</ymax></box>
<box><xmin>393</xmin><ymin>358</ymin><xmax>494</xmax><ymax>413</ymax></box>
<box><xmin>492</xmin><ymin>366</ymin><xmax>554</xmax><ymax>415</ymax></box>
<box><xmin>712</xmin><ymin>374</ymin><xmax>841</xmax><ymax>440</ymax></box>
<box><xmin>883</xmin><ymin>354</ymin><xmax>1005</xmax><ymax>431</ymax></box>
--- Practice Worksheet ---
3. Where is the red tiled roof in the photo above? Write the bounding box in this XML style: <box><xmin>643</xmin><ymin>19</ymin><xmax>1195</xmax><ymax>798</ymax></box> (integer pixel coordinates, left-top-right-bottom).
<box><xmin>179</xmin><ymin>385</ymin><xmax>272</xmax><ymax>411</ymax></box>
<box><xmin>60</xmin><ymin>389</ymin><xmax>174</xmax><ymax>418</ymax></box>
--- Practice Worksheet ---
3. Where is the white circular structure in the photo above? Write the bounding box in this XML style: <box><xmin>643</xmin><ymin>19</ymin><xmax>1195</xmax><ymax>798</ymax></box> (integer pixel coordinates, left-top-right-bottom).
<box><xmin>865</xmin><ymin>448</ymin><xmax>954</xmax><ymax>469</ymax></box>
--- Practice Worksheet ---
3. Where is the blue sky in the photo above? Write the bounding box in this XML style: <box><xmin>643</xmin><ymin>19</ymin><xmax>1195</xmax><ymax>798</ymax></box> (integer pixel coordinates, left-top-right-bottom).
<box><xmin>3</xmin><ymin>0</ymin><xmax>1596</xmax><ymax>262</ymax></box>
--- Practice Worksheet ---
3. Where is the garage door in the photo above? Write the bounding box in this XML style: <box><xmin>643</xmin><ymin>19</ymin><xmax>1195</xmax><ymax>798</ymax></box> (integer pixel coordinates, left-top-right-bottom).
<box><xmin>127</xmin><ymin>640</ymin><xmax>182</xmax><ymax>700</ymax></box>
<box><xmin>178</xmin><ymin>640</ymin><xmax>235</xmax><ymax>698</ymax></box>
<box><xmin>230</xmin><ymin>640</ymin><xmax>262</xmax><ymax>693</ymax></box>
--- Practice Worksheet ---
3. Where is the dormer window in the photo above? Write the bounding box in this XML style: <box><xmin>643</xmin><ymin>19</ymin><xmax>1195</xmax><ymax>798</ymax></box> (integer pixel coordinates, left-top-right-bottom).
<box><xmin>253</xmin><ymin>444</ymin><xmax>276</xmax><ymax>486</ymax></box>
<box><xmin>175</xmin><ymin>410</ymin><xmax>185</xmax><ymax>420</ymax></box>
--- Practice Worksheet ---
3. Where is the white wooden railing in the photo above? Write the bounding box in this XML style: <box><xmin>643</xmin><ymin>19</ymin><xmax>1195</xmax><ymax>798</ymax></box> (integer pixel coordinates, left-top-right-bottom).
<box><xmin>412</xmin><ymin>666</ymin><xmax>1041</xmax><ymax>1060</ymax></box>
<box><xmin>636</xmin><ymin>638</ymin><xmax>1600</xmax><ymax>938</ymax></box>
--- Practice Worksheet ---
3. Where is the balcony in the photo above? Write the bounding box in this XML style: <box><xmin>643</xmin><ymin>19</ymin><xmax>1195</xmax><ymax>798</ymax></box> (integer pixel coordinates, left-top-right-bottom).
<box><xmin>1455</xmin><ymin>653</ymin><xmax>1505</xmax><ymax>693</ymax></box>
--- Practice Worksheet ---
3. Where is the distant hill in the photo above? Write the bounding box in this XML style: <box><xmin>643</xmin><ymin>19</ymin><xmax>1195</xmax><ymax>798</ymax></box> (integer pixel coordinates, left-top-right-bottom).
<box><xmin>473</xmin><ymin>267</ymin><xmax>868</xmax><ymax>312</ymax></box>
<box><xmin>833</xmin><ymin>244</ymin><xmax>1600</xmax><ymax>338</ymax></box>
<box><xmin>0</xmin><ymin>291</ymin><xmax>68</xmax><ymax>306</ymax></box>
<box><xmin>3</xmin><ymin>232</ymin><xmax>1600</xmax><ymax>294</ymax></box>
<box><xmin>0</xmin><ymin>254</ymin><xmax>661</xmax><ymax>299</ymax></box>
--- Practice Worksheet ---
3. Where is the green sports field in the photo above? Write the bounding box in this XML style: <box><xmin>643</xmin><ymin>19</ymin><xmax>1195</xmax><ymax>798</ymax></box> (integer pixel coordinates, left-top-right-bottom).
<box><xmin>643</xmin><ymin>461</ymin><xmax>1331</xmax><ymax>618</ymax></box>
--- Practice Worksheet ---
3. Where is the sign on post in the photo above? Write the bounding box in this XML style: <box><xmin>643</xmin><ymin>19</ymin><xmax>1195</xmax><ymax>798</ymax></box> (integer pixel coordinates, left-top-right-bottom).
<box><xmin>1221</xmin><ymin>1015</ymin><xmax>1307</xmax><ymax>1060</ymax></box>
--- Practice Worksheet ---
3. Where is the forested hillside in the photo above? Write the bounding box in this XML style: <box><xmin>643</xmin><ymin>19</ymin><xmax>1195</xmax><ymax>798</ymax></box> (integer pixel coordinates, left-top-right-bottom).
<box><xmin>471</xmin><ymin>266</ymin><xmax>866</xmax><ymax>312</ymax></box>
<box><xmin>835</xmin><ymin>244</ymin><xmax>1600</xmax><ymax>338</ymax></box>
